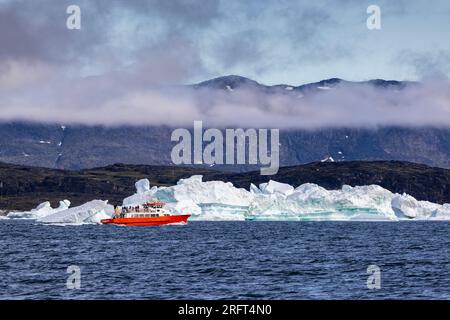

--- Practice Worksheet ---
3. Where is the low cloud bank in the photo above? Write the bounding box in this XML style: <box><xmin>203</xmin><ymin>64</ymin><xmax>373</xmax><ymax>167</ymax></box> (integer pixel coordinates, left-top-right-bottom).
<box><xmin>1</xmin><ymin>1</ymin><xmax>450</xmax><ymax>129</ymax></box>
<box><xmin>1</xmin><ymin>67</ymin><xmax>450</xmax><ymax>129</ymax></box>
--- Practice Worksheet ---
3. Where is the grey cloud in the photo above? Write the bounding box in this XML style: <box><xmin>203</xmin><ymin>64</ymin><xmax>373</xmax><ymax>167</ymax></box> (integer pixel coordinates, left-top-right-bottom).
<box><xmin>1</xmin><ymin>0</ymin><xmax>450</xmax><ymax>128</ymax></box>
<box><xmin>0</xmin><ymin>0</ymin><xmax>105</xmax><ymax>64</ymax></box>
<box><xmin>111</xmin><ymin>0</ymin><xmax>221</xmax><ymax>27</ymax></box>
<box><xmin>0</xmin><ymin>0</ymin><xmax>219</xmax><ymax>80</ymax></box>
<box><xmin>397</xmin><ymin>50</ymin><xmax>450</xmax><ymax>80</ymax></box>
<box><xmin>1</xmin><ymin>75</ymin><xmax>450</xmax><ymax>128</ymax></box>
<box><xmin>211</xmin><ymin>29</ymin><xmax>263</xmax><ymax>70</ymax></box>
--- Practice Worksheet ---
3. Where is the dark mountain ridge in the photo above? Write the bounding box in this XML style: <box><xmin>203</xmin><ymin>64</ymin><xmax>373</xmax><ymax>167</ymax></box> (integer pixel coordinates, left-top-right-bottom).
<box><xmin>195</xmin><ymin>75</ymin><xmax>414</xmax><ymax>91</ymax></box>
<box><xmin>1</xmin><ymin>160</ymin><xmax>449</xmax><ymax>211</ymax></box>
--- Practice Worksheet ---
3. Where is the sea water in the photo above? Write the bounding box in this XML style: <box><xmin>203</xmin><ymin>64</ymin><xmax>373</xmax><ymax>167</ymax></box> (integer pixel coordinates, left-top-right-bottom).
<box><xmin>1</xmin><ymin>220</ymin><xmax>449</xmax><ymax>299</ymax></box>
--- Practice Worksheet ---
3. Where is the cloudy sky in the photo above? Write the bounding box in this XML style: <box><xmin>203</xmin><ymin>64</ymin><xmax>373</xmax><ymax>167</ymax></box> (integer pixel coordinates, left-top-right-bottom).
<box><xmin>2</xmin><ymin>0</ymin><xmax>450</xmax><ymax>85</ymax></box>
<box><xmin>1</xmin><ymin>0</ymin><xmax>450</xmax><ymax>126</ymax></box>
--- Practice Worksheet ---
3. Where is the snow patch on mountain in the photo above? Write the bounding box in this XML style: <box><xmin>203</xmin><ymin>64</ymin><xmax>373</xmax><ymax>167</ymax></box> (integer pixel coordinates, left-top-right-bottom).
<box><xmin>321</xmin><ymin>156</ymin><xmax>335</xmax><ymax>162</ymax></box>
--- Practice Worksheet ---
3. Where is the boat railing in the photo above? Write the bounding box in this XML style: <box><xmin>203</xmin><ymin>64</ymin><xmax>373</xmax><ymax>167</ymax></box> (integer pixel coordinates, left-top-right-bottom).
<box><xmin>118</xmin><ymin>203</ymin><xmax>166</xmax><ymax>215</ymax></box>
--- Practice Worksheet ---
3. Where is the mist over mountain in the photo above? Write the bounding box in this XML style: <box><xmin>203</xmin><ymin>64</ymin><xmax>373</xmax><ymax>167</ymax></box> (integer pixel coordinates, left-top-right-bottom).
<box><xmin>0</xmin><ymin>76</ymin><xmax>449</xmax><ymax>170</ymax></box>
<box><xmin>2</xmin><ymin>73</ymin><xmax>450</xmax><ymax>128</ymax></box>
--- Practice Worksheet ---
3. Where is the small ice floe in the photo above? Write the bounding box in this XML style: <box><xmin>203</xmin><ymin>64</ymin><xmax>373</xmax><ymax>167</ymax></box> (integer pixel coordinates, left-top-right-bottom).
<box><xmin>61</xmin><ymin>125</ymin><xmax>66</xmax><ymax>130</ymax></box>
<box><xmin>285</xmin><ymin>86</ymin><xmax>294</xmax><ymax>91</ymax></box>
<box><xmin>225</xmin><ymin>85</ymin><xmax>233</xmax><ymax>92</ymax></box>
<box><xmin>38</xmin><ymin>140</ymin><xmax>51</xmax><ymax>144</ymax></box>
<box><xmin>22</xmin><ymin>152</ymin><xmax>30</xmax><ymax>157</ymax></box>
<box><xmin>317</xmin><ymin>86</ymin><xmax>331</xmax><ymax>90</ymax></box>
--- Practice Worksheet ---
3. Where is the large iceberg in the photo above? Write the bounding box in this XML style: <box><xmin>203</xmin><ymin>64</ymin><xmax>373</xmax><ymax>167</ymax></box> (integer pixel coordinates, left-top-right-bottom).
<box><xmin>121</xmin><ymin>176</ymin><xmax>450</xmax><ymax>221</ymax></box>
<box><xmin>123</xmin><ymin>176</ymin><xmax>252</xmax><ymax>220</ymax></box>
<box><xmin>247</xmin><ymin>184</ymin><xmax>399</xmax><ymax>221</ymax></box>
<box><xmin>6</xmin><ymin>175</ymin><xmax>450</xmax><ymax>224</ymax></box>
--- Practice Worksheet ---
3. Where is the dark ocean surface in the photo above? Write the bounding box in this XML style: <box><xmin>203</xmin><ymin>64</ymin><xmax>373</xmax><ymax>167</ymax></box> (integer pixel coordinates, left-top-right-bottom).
<box><xmin>1</xmin><ymin>220</ymin><xmax>449</xmax><ymax>299</ymax></box>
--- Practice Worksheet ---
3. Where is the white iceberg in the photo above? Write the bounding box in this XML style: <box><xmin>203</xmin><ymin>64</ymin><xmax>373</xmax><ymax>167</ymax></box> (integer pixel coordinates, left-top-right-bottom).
<box><xmin>247</xmin><ymin>184</ymin><xmax>398</xmax><ymax>221</ymax></box>
<box><xmin>8</xmin><ymin>198</ymin><xmax>113</xmax><ymax>225</ymax></box>
<box><xmin>122</xmin><ymin>179</ymin><xmax>159</xmax><ymax>206</ymax></box>
<box><xmin>8</xmin><ymin>175</ymin><xmax>450</xmax><ymax>224</ymax></box>
<box><xmin>258</xmin><ymin>180</ymin><xmax>294</xmax><ymax>195</ymax></box>
<box><xmin>38</xmin><ymin>200</ymin><xmax>113</xmax><ymax>224</ymax></box>
<box><xmin>121</xmin><ymin>176</ymin><xmax>450</xmax><ymax>221</ymax></box>
<box><xmin>391</xmin><ymin>193</ymin><xmax>450</xmax><ymax>220</ymax></box>
<box><xmin>164</xmin><ymin>199</ymin><xmax>201</xmax><ymax>216</ymax></box>
<box><xmin>7</xmin><ymin>200</ymin><xmax>70</xmax><ymax>219</ymax></box>
<box><xmin>135</xmin><ymin>178</ymin><xmax>150</xmax><ymax>193</ymax></box>
<box><xmin>123</xmin><ymin>176</ymin><xmax>252</xmax><ymax>220</ymax></box>
<box><xmin>432</xmin><ymin>204</ymin><xmax>450</xmax><ymax>220</ymax></box>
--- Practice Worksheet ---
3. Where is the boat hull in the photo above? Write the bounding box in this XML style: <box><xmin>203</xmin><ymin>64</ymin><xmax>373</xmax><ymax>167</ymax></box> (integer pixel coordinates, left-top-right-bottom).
<box><xmin>101</xmin><ymin>214</ymin><xmax>190</xmax><ymax>226</ymax></box>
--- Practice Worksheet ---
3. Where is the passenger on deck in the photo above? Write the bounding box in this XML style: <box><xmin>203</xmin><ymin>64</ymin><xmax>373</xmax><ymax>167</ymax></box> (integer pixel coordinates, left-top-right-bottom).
<box><xmin>114</xmin><ymin>205</ymin><xmax>121</xmax><ymax>218</ymax></box>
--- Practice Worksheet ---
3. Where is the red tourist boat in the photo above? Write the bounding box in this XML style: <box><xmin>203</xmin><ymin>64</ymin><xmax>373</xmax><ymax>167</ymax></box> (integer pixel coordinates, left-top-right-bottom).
<box><xmin>101</xmin><ymin>200</ymin><xmax>190</xmax><ymax>226</ymax></box>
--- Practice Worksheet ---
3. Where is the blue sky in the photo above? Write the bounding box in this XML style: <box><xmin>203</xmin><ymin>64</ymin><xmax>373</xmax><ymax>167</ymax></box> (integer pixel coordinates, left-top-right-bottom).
<box><xmin>197</xmin><ymin>0</ymin><xmax>450</xmax><ymax>84</ymax></box>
